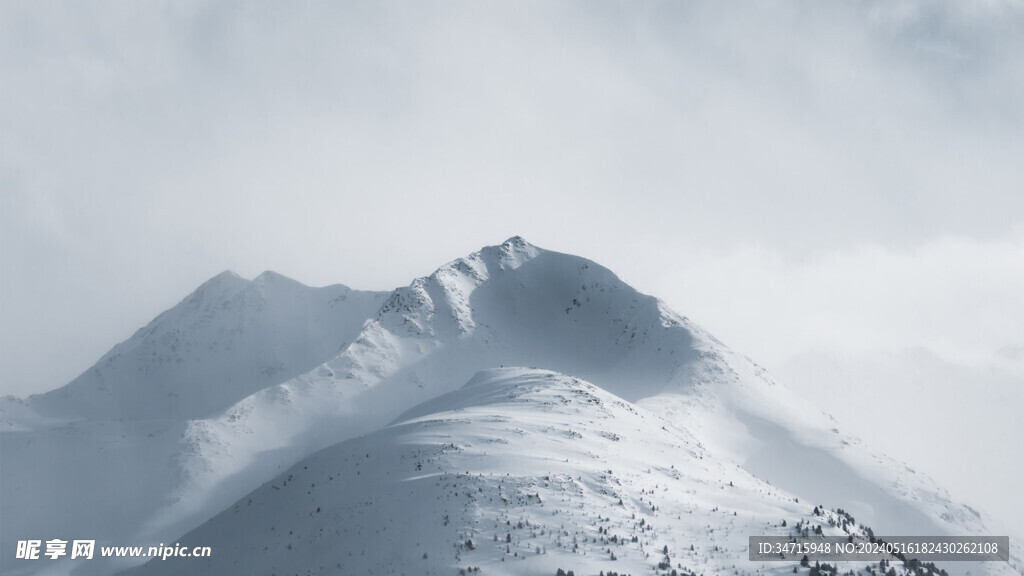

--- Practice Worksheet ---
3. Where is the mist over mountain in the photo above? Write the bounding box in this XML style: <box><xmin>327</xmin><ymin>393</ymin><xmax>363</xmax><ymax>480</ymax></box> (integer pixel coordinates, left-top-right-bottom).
<box><xmin>778</xmin><ymin>348</ymin><xmax>1024</xmax><ymax>535</ymax></box>
<box><xmin>28</xmin><ymin>271</ymin><xmax>387</xmax><ymax>421</ymax></box>
<box><xmin>1</xmin><ymin>238</ymin><xmax>1018</xmax><ymax>576</ymax></box>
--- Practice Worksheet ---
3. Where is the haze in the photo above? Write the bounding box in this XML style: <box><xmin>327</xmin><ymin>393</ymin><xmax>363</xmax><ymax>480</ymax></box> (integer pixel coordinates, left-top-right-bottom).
<box><xmin>2</xmin><ymin>0</ymin><xmax>1022</xmax><ymax>537</ymax></box>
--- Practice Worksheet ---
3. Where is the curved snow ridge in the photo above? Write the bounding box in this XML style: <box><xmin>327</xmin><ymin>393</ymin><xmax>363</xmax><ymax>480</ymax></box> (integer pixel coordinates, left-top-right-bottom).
<box><xmin>130</xmin><ymin>368</ymin><xmax>998</xmax><ymax>576</ymax></box>
<box><xmin>120</xmin><ymin>368</ymin><xmax>812</xmax><ymax>576</ymax></box>
<box><xmin>373</xmin><ymin>236</ymin><xmax>539</xmax><ymax>339</ymax></box>
<box><xmin>391</xmin><ymin>368</ymin><xmax>608</xmax><ymax>423</ymax></box>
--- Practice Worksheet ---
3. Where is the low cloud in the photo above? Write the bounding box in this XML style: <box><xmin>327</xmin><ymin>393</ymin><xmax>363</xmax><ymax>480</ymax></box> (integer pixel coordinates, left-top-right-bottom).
<box><xmin>655</xmin><ymin>229</ymin><xmax>1024</xmax><ymax>372</ymax></box>
<box><xmin>2</xmin><ymin>1</ymin><xmax>1022</xmax><ymax>397</ymax></box>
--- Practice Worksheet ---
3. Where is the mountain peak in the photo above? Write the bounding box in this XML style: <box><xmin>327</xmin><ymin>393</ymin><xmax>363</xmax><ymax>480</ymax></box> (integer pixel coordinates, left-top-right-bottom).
<box><xmin>499</xmin><ymin>234</ymin><xmax>536</xmax><ymax>253</ymax></box>
<box><xmin>477</xmin><ymin>235</ymin><xmax>541</xmax><ymax>271</ymax></box>
<box><xmin>212</xmin><ymin>269</ymin><xmax>243</xmax><ymax>281</ymax></box>
<box><xmin>195</xmin><ymin>269</ymin><xmax>247</xmax><ymax>291</ymax></box>
<box><xmin>28</xmin><ymin>267</ymin><xmax>387</xmax><ymax>421</ymax></box>
<box><xmin>252</xmin><ymin>270</ymin><xmax>303</xmax><ymax>289</ymax></box>
<box><xmin>502</xmin><ymin>234</ymin><xmax>531</xmax><ymax>248</ymax></box>
<box><xmin>182</xmin><ymin>270</ymin><xmax>250</xmax><ymax>311</ymax></box>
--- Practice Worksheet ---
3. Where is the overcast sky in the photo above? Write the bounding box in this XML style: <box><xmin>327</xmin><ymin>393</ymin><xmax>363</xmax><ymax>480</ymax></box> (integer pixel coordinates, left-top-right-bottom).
<box><xmin>3</xmin><ymin>0</ymin><xmax>1022</xmax><ymax>384</ymax></box>
<box><xmin>2</xmin><ymin>0</ymin><xmax>1022</xmax><ymax>516</ymax></box>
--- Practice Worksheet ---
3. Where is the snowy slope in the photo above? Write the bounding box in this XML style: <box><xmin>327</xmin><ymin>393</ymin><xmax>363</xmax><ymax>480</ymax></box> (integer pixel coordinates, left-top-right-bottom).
<box><xmin>2</xmin><ymin>238</ymin><xmax>1018</xmax><ymax>576</ymax></box>
<box><xmin>121</xmin><ymin>369</ymin><xmax>1013</xmax><ymax>576</ymax></box>
<box><xmin>0</xmin><ymin>272</ymin><xmax>387</xmax><ymax>576</ymax></box>
<box><xmin>775</xmin><ymin>348</ymin><xmax>1024</xmax><ymax>535</ymax></box>
<box><xmin>27</xmin><ymin>270</ymin><xmax>387</xmax><ymax>421</ymax></box>
<box><xmin>119</xmin><ymin>369</ymin><xmax>816</xmax><ymax>576</ymax></box>
<box><xmin>143</xmin><ymin>237</ymin><xmax>733</xmax><ymax>545</ymax></box>
<box><xmin>159</xmin><ymin>237</ymin><xmax>1014</xmax><ymax>568</ymax></box>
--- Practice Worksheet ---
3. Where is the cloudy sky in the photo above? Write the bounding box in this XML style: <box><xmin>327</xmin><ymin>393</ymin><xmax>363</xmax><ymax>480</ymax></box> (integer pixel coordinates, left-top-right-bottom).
<box><xmin>2</xmin><ymin>0</ymin><xmax>1022</xmax><ymax>528</ymax></box>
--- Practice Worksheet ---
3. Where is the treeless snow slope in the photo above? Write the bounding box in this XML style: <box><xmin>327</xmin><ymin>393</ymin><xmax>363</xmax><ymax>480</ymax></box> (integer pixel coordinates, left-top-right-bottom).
<box><xmin>27</xmin><ymin>270</ymin><xmax>387</xmax><ymax>421</ymax></box>
<box><xmin>0</xmin><ymin>272</ymin><xmax>387</xmax><ymax>576</ymax></box>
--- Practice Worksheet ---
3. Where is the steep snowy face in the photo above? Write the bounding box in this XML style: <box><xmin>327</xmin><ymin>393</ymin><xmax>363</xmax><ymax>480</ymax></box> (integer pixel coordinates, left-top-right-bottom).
<box><xmin>29</xmin><ymin>271</ymin><xmax>387</xmax><ymax>420</ymax></box>
<box><xmin>325</xmin><ymin>235</ymin><xmax>715</xmax><ymax>416</ymax></box>
<box><xmin>120</xmin><ymin>369</ymin><xmax>811</xmax><ymax>576</ymax></box>
<box><xmin>157</xmin><ymin>238</ymin><xmax>724</xmax><ymax>524</ymax></box>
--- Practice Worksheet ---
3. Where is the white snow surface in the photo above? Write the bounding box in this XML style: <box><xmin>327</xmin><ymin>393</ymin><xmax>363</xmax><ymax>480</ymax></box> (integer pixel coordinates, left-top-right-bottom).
<box><xmin>1</xmin><ymin>237</ymin><xmax>1018</xmax><ymax>576</ymax></box>
<box><xmin>120</xmin><ymin>368</ymin><xmax>813</xmax><ymax>576</ymax></box>
<box><xmin>27</xmin><ymin>270</ymin><xmax>387</xmax><ymax>420</ymax></box>
<box><xmin>0</xmin><ymin>272</ymin><xmax>386</xmax><ymax>576</ymax></box>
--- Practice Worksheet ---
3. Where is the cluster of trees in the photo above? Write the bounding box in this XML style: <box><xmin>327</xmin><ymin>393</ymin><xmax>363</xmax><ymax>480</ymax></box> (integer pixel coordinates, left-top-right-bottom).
<box><xmin>808</xmin><ymin>560</ymin><xmax>837</xmax><ymax>576</ymax></box>
<box><xmin>793</xmin><ymin>519</ymin><xmax>824</xmax><ymax>537</ymax></box>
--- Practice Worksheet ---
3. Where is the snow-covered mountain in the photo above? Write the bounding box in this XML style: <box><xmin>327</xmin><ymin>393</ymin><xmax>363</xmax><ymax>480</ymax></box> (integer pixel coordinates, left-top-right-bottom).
<box><xmin>1</xmin><ymin>238</ymin><xmax>1018</xmax><ymax>576</ymax></box>
<box><xmin>0</xmin><ymin>272</ymin><xmax>387</xmax><ymax>576</ymax></box>
<box><xmin>120</xmin><ymin>368</ymin><xmax>814</xmax><ymax>576</ymax></box>
<box><xmin>28</xmin><ymin>270</ymin><xmax>387</xmax><ymax>421</ymax></box>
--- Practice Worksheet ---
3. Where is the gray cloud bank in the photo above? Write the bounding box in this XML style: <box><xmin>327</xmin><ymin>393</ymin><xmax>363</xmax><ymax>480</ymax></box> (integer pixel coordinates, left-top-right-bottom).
<box><xmin>2</xmin><ymin>1</ymin><xmax>1021</xmax><ymax>397</ymax></box>
<box><xmin>2</xmin><ymin>0</ymin><xmax>1023</xmax><ymax>542</ymax></box>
